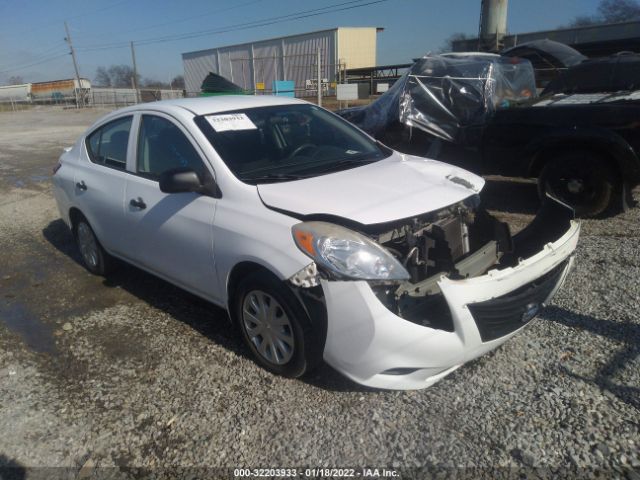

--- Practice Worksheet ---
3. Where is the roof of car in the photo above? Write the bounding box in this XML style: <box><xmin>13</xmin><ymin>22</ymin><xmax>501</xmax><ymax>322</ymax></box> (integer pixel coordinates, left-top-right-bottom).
<box><xmin>125</xmin><ymin>95</ymin><xmax>308</xmax><ymax>116</ymax></box>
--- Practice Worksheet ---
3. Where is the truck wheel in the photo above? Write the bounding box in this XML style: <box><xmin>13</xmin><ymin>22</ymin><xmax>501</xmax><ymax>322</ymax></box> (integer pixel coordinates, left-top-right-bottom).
<box><xmin>233</xmin><ymin>270</ymin><xmax>323</xmax><ymax>378</ymax></box>
<box><xmin>538</xmin><ymin>152</ymin><xmax>617</xmax><ymax>217</ymax></box>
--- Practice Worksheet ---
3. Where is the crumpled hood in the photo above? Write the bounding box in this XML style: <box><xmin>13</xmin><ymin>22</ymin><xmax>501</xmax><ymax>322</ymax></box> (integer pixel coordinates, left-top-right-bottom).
<box><xmin>257</xmin><ymin>152</ymin><xmax>484</xmax><ymax>225</ymax></box>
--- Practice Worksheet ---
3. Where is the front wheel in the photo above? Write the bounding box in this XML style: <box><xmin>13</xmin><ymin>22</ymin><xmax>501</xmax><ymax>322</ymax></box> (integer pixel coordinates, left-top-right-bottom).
<box><xmin>234</xmin><ymin>270</ymin><xmax>322</xmax><ymax>378</ymax></box>
<box><xmin>538</xmin><ymin>152</ymin><xmax>617</xmax><ymax>217</ymax></box>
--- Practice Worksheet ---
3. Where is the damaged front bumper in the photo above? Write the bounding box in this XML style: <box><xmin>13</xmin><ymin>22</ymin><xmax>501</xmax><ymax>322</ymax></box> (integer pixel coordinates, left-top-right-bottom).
<box><xmin>319</xmin><ymin>199</ymin><xmax>580</xmax><ymax>390</ymax></box>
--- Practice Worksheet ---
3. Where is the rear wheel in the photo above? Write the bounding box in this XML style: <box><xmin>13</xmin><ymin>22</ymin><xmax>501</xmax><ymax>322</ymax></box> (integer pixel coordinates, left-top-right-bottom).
<box><xmin>74</xmin><ymin>217</ymin><xmax>114</xmax><ymax>275</ymax></box>
<box><xmin>233</xmin><ymin>270</ymin><xmax>322</xmax><ymax>378</ymax></box>
<box><xmin>538</xmin><ymin>152</ymin><xmax>617</xmax><ymax>217</ymax></box>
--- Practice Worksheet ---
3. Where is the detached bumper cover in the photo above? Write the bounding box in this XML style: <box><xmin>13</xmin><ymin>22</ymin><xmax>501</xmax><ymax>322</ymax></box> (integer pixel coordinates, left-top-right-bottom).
<box><xmin>321</xmin><ymin>200</ymin><xmax>580</xmax><ymax>390</ymax></box>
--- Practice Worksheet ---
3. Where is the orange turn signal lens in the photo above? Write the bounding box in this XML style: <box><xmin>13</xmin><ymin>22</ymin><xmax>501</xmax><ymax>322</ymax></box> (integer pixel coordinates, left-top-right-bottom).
<box><xmin>293</xmin><ymin>229</ymin><xmax>316</xmax><ymax>257</ymax></box>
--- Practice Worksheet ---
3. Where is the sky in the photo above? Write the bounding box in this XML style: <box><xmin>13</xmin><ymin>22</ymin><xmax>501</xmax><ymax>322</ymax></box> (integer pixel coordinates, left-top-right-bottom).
<box><xmin>0</xmin><ymin>0</ymin><xmax>603</xmax><ymax>85</ymax></box>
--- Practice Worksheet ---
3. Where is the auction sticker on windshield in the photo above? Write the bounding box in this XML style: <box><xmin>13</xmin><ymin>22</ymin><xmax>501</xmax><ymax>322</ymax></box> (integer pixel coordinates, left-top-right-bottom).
<box><xmin>206</xmin><ymin>113</ymin><xmax>257</xmax><ymax>132</ymax></box>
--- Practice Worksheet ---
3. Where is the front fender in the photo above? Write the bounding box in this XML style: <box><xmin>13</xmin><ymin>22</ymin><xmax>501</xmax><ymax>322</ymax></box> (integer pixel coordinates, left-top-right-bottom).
<box><xmin>213</xmin><ymin>202</ymin><xmax>311</xmax><ymax>305</ymax></box>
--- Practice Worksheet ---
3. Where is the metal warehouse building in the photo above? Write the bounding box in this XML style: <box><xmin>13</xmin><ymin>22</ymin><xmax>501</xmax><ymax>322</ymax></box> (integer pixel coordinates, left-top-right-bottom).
<box><xmin>182</xmin><ymin>27</ymin><xmax>380</xmax><ymax>95</ymax></box>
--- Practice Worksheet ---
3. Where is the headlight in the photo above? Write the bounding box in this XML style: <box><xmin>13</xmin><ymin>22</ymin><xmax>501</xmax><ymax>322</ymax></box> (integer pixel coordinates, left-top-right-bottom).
<box><xmin>292</xmin><ymin>221</ymin><xmax>410</xmax><ymax>281</ymax></box>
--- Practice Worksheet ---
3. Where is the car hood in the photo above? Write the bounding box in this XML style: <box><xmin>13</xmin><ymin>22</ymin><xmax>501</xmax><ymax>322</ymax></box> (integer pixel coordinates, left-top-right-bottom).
<box><xmin>257</xmin><ymin>152</ymin><xmax>484</xmax><ymax>225</ymax></box>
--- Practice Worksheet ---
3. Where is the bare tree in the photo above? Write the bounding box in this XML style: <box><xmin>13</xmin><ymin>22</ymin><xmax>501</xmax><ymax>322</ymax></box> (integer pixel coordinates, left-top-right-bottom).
<box><xmin>93</xmin><ymin>65</ymin><xmax>140</xmax><ymax>88</ymax></box>
<box><xmin>568</xmin><ymin>0</ymin><xmax>640</xmax><ymax>26</ymax></box>
<box><xmin>94</xmin><ymin>67</ymin><xmax>111</xmax><ymax>87</ymax></box>
<box><xmin>599</xmin><ymin>0</ymin><xmax>640</xmax><ymax>22</ymax></box>
<box><xmin>439</xmin><ymin>33</ymin><xmax>471</xmax><ymax>53</ymax></box>
<box><xmin>141</xmin><ymin>78</ymin><xmax>170</xmax><ymax>89</ymax></box>
<box><xmin>8</xmin><ymin>75</ymin><xmax>24</xmax><ymax>85</ymax></box>
<box><xmin>569</xmin><ymin>15</ymin><xmax>600</xmax><ymax>26</ymax></box>
<box><xmin>170</xmin><ymin>75</ymin><xmax>185</xmax><ymax>90</ymax></box>
<box><xmin>109</xmin><ymin>65</ymin><xmax>139</xmax><ymax>88</ymax></box>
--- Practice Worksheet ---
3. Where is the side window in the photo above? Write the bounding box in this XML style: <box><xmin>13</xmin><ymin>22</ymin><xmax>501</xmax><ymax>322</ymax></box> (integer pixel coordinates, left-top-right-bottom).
<box><xmin>136</xmin><ymin>115</ymin><xmax>207</xmax><ymax>180</ymax></box>
<box><xmin>86</xmin><ymin>116</ymin><xmax>132</xmax><ymax>171</ymax></box>
<box><xmin>565</xmin><ymin>63</ymin><xmax>613</xmax><ymax>93</ymax></box>
<box><xmin>612</xmin><ymin>58</ymin><xmax>640</xmax><ymax>91</ymax></box>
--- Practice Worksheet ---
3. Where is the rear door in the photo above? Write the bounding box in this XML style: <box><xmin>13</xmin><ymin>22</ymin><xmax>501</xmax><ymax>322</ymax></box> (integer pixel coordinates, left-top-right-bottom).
<box><xmin>73</xmin><ymin>115</ymin><xmax>133</xmax><ymax>255</ymax></box>
<box><xmin>122</xmin><ymin>112</ymin><xmax>220</xmax><ymax>301</ymax></box>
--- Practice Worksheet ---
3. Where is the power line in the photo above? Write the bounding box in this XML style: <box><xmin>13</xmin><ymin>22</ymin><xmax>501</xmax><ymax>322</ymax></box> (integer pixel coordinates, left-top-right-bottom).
<box><xmin>75</xmin><ymin>0</ymin><xmax>388</xmax><ymax>52</ymax></box>
<box><xmin>73</xmin><ymin>0</ymin><xmax>265</xmax><ymax>41</ymax></box>
<box><xmin>0</xmin><ymin>53</ymin><xmax>69</xmax><ymax>75</ymax></box>
<box><xmin>1</xmin><ymin>0</ymin><xmax>392</xmax><ymax>78</ymax></box>
<box><xmin>138</xmin><ymin>0</ymin><xmax>388</xmax><ymax>46</ymax></box>
<box><xmin>77</xmin><ymin>0</ymin><xmax>367</xmax><ymax>50</ymax></box>
<box><xmin>3</xmin><ymin>0</ymin><xmax>133</xmax><ymax>37</ymax></box>
<box><xmin>0</xmin><ymin>42</ymin><xmax>68</xmax><ymax>70</ymax></box>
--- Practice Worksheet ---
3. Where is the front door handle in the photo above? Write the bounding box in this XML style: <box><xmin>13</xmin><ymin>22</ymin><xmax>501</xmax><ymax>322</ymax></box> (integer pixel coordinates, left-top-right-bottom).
<box><xmin>129</xmin><ymin>197</ymin><xmax>146</xmax><ymax>210</ymax></box>
<box><xmin>76</xmin><ymin>181</ymin><xmax>87</xmax><ymax>191</ymax></box>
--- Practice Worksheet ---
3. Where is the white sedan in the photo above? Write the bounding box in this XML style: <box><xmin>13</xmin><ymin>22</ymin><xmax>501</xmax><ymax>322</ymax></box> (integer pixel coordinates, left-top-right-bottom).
<box><xmin>52</xmin><ymin>96</ymin><xmax>580</xmax><ymax>390</ymax></box>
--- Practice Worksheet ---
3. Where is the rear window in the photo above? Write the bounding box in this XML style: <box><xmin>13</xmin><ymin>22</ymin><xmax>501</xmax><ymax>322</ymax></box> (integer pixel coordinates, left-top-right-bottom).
<box><xmin>612</xmin><ymin>57</ymin><xmax>640</xmax><ymax>91</ymax></box>
<box><xmin>543</xmin><ymin>56</ymin><xmax>640</xmax><ymax>95</ymax></box>
<box><xmin>86</xmin><ymin>116</ymin><xmax>132</xmax><ymax>170</ymax></box>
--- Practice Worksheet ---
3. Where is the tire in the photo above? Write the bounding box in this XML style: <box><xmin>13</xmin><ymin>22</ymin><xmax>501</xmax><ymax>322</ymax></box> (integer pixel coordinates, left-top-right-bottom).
<box><xmin>233</xmin><ymin>270</ymin><xmax>322</xmax><ymax>378</ymax></box>
<box><xmin>537</xmin><ymin>151</ymin><xmax>617</xmax><ymax>217</ymax></box>
<box><xmin>73</xmin><ymin>217</ymin><xmax>114</xmax><ymax>276</ymax></box>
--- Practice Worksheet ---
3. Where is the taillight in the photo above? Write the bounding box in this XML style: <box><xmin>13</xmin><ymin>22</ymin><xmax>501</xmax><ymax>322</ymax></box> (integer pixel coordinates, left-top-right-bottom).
<box><xmin>53</xmin><ymin>161</ymin><xmax>62</xmax><ymax>175</ymax></box>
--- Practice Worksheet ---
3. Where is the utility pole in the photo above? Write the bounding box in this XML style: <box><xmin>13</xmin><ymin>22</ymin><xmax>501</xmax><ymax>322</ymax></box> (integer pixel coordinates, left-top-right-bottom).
<box><xmin>130</xmin><ymin>41</ymin><xmax>140</xmax><ymax>104</ymax></box>
<box><xmin>317</xmin><ymin>47</ymin><xmax>322</xmax><ymax>107</ymax></box>
<box><xmin>64</xmin><ymin>21</ymin><xmax>83</xmax><ymax>108</ymax></box>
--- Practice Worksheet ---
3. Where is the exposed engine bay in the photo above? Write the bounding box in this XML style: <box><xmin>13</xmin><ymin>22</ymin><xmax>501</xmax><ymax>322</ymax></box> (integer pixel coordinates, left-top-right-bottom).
<box><xmin>362</xmin><ymin>195</ymin><xmax>573</xmax><ymax>330</ymax></box>
<box><xmin>288</xmin><ymin>195</ymin><xmax>574</xmax><ymax>332</ymax></box>
<box><xmin>374</xmin><ymin>196</ymin><xmax>512</xmax><ymax>286</ymax></box>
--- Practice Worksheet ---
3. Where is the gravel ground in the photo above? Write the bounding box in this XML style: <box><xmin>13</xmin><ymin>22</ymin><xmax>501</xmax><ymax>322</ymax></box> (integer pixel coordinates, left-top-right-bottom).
<box><xmin>0</xmin><ymin>107</ymin><xmax>638</xmax><ymax>479</ymax></box>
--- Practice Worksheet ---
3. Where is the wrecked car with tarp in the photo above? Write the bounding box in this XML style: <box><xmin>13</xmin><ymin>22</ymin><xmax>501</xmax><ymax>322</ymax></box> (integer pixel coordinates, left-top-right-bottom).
<box><xmin>337</xmin><ymin>53</ymin><xmax>537</xmax><ymax>147</ymax></box>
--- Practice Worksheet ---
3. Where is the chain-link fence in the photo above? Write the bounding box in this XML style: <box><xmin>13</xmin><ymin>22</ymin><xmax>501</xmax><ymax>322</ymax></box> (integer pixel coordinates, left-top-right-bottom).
<box><xmin>247</xmin><ymin>54</ymin><xmax>346</xmax><ymax>98</ymax></box>
<box><xmin>0</xmin><ymin>85</ymin><xmax>184</xmax><ymax>111</ymax></box>
<box><xmin>0</xmin><ymin>86</ymin><xmax>184</xmax><ymax>110</ymax></box>
<box><xmin>89</xmin><ymin>88</ymin><xmax>183</xmax><ymax>107</ymax></box>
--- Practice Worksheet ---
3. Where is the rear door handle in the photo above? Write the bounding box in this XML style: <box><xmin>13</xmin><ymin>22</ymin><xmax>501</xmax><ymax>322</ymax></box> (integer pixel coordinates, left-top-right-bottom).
<box><xmin>129</xmin><ymin>197</ymin><xmax>146</xmax><ymax>210</ymax></box>
<box><xmin>76</xmin><ymin>181</ymin><xmax>87</xmax><ymax>191</ymax></box>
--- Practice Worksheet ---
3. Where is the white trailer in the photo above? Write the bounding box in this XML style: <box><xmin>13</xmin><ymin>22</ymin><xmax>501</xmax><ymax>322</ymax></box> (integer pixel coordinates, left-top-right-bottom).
<box><xmin>0</xmin><ymin>83</ymin><xmax>31</xmax><ymax>103</ymax></box>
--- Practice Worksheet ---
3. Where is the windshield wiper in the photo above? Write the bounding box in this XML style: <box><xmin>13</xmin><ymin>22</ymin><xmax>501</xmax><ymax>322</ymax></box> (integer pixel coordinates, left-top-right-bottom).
<box><xmin>242</xmin><ymin>173</ymin><xmax>312</xmax><ymax>184</ymax></box>
<box><xmin>242</xmin><ymin>153</ymin><xmax>383</xmax><ymax>183</ymax></box>
<box><xmin>302</xmin><ymin>156</ymin><xmax>379</xmax><ymax>175</ymax></box>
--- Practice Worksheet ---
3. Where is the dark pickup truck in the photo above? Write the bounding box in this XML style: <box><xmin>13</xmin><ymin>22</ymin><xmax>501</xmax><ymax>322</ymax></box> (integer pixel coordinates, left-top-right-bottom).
<box><xmin>337</xmin><ymin>53</ymin><xmax>640</xmax><ymax>216</ymax></box>
<box><xmin>480</xmin><ymin>92</ymin><xmax>640</xmax><ymax>216</ymax></box>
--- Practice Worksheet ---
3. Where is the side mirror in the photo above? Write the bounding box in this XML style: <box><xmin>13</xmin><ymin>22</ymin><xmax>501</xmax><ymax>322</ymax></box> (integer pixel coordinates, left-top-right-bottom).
<box><xmin>159</xmin><ymin>168</ymin><xmax>222</xmax><ymax>197</ymax></box>
<box><xmin>159</xmin><ymin>168</ymin><xmax>202</xmax><ymax>193</ymax></box>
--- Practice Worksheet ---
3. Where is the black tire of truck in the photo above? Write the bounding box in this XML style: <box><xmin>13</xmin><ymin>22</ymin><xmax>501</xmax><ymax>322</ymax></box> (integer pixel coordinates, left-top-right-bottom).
<box><xmin>537</xmin><ymin>151</ymin><xmax>618</xmax><ymax>218</ymax></box>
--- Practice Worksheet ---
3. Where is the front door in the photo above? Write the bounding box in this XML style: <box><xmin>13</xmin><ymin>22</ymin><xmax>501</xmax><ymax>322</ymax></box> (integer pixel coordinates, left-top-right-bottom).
<box><xmin>123</xmin><ymin>113</ymin><xmax>220</xmax><ymax>302</ymax></box>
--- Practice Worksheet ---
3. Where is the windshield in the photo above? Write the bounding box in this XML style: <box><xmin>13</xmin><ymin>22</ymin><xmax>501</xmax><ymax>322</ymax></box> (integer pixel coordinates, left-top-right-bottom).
<box><xmin>194</xmin><ymin>104</ymin><xmax>391</xmax><ymax>184</ymax></box>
